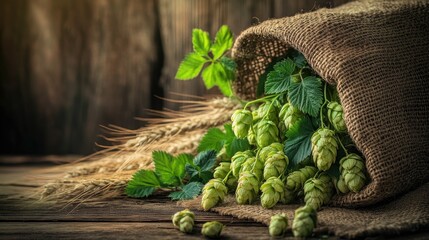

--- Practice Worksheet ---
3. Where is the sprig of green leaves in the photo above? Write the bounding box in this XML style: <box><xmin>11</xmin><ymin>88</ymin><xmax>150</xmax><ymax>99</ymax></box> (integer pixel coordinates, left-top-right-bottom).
<box><xmin>175</xmin><ymin>25</ymin><xmax>236</xmax><ymax>97</ymax></box>
<box><xmin>198</xmin><ymin>124</ymin><xmax>251</xmax><ymax>157</ymax></box>
<box><xmin>264</xmin><ymin>52</ymin><xmax>323</xmax><ymax>117</ymax></box>
<box><xmin>126</xmin><ymin>150</ymin><xmax>216</xmax><ymax>200</ymax></box>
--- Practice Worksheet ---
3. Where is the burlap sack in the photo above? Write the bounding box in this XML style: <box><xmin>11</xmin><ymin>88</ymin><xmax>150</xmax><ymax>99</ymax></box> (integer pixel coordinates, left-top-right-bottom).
<box><xmin>183</xmin><ymin>0</ymin><xmax>429</xmax><ymax>237</ymax></box>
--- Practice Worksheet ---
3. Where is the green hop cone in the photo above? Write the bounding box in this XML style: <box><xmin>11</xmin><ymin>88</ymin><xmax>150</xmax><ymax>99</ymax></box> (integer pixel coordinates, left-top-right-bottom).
<box><xmin>269</xmin><ymin>214</ymin><xmax>288</xmax><ymax>237</ymax></box>
<box><xmin>292</xmin><ymin>205</ymin><xmax>317</xmax><ymax>238</ymax></box>
<box><xmin>216</xmin><ymin>147</ymin><xmax>229</xmax><ymax>162</ymax></box>
<box><xmin>201</xmin><ymin>221</ymin><xmax>224</xmax><ymax>238</ymax></box>
<box><xmin>340</xmin><ymin>153</ymin><xmax>367</xmax><ymax>193</ymax></box>
<box><xmin>225</xmin><ymin>174</ymin><xmax>238</xmax><ymax>192</ymax></box>
<box><xmin>240</xmin><ymin>157</ymin><xmax>264</xmax><ymax>182</ymax></box>
<box><xmin>311</xmin><ymin>128</ymin><xmax>338</xmax><ymax>171</ymax></box>
<box><xmin>172</xmin><ymin>209</ymin><xmax>195</xmax><ymax>233</ymax></box>
<box><xmin>285</xmin><ymin>166</ymin><xmax>318</xmax><ymax>193</ymax></box>
<box><xmin>231</xmin><ymin>109</ymin><xmax>253</xmax><ymax>138</ymax></box>
<box><xmin>263</xmin><ymin>152</ymin><xmax>289</xmax><ymax>180</ymax></box>
<box><xmin>256</xmin><ymin>102</ymin><xmax>279</xmax><ymax>123</ymax></box>
<box><xmin>279</xmin><ymin>103</ymin><xmax>304</xmax><ymax>131</ymax></box>
<box><xmin>337</xmin><ymin>175</ymin><xmax>350</xmax><ymax>194</ymax></box>
<box><xmin>201</xmin><ymin>179</ymin><xmax>228</xmax><ymax>211</ymax></box>
<box><xmin>255</xmin><ymin>119</ymin><xmax>279</xmax><ymax>148</ymax></box>
<box><xmin>213</xmin><ymin>162</ymin><xmax>230</xmax><ymax>179</ymax></box>
<box><xmin>258</xmin><ymin>142</ymin><xmax>283</xmax><ymax>163</ymax></box>
<box><xmin>236</xmin><ymin>171</ymin><xmax>260</xmax><ymax>204</ymax></box>
<box><xmin>231</xmin><ymin>150</ymin><xmax>254</xmax><ymax>177</ymax></box>
<box><xmin>303</xmin><ymin>174</ymin><xmax>334</xmax><ymax>210</ymax></box>
<box><xmin>327</xmin><ymin>101</ymin><xmax>347</xmax><ymax>132</ymax></box>
<box><xmin>260</xmin><ymin>177</ymin><xmax>285</xmax><ymax>209</ymax></box>
<box><xmin>247</xmin><ymin>126</ymin><xmax>257</xmax><ymax>146</ymax></box>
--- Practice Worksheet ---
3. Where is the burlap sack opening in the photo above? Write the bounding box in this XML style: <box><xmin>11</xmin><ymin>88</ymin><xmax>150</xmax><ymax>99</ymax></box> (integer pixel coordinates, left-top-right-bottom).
<box><xmin>182</xmin><ymin>0</ymin><xmax>429</xmax><ymax>237</ymax></box>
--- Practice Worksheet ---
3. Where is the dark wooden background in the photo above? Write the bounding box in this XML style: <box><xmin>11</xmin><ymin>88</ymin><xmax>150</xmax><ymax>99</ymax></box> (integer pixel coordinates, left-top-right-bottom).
<box><xmin>0</xmin><ymin>0</ymin><xmax>349</xmax><ymax>155</ymax></box>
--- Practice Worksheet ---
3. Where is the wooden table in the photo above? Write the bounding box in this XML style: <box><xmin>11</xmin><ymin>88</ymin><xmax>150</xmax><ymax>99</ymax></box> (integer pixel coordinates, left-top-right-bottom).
<box><xmin>0</xmin><ymin>157</ymin><xmax>427</xmax><ymax>239</ymax></box>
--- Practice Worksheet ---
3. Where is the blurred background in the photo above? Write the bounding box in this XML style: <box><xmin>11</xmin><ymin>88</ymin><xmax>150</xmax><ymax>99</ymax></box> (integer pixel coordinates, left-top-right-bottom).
<box><xmin>0</xmin><ymin>0</ymin><xmax>349</xmax><ymax>156</ymax></box>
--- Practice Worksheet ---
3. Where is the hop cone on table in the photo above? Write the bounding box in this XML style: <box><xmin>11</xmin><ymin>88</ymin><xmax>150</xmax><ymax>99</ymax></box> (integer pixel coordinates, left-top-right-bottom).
<box><xmin>256</xmin><ymin>102</ymin><xmax>279</xmax><ymax>123</ymax></box>
<box><xmin>201</xmin><ymin>179</ymin><xmax>228</xmax><ymax>211</ymax></box>
<box><xmin>231</xmin><ymin>109</ymin><xmax>253</xmax><ymax>138</ymax></box>
<box><xmin>269</xmin><ymin>214</ymin><xmax>288</xmax><ymax>237</ymax></box>
<box><xmin>340</xmin><ymin>153</ymin><xmax>367</xmax><ymax>193</ymax></box>
<box><xmin>255</xmin><ymin>119</ymin><xmax>279</xmax><ymax>148</ymax></box>
<box><xmin>279</xmin><ymin>102</ymin><xmax>304</xmax><ymax>131</ymax></box>
<box><xmin>213</xmin><ymin>162</ymin><xmax>230</xmax><ymax>180</ymax></box>
<box><xmin>303</xmin><ymin>174</ymin><xmax>334</xmax><ymax>210</ymax></box>
<box><xmin>201</xmin><ymin>221</ymin><xmax>224</xmax><ymax>238</ymax></box>
<box><xmin>172</xmin><ymin>209</ymin><xmax>195</xmax><ymax>233</ymax></box>
<box><xmin>285</xmin><ymin>166</ymin><xmax>318</xmax><ymax>193</ymax></box>
<box><xmin>231</xmin><ymin>150</ymin><xmax>254</xmax><ymax>177</ymax></box>
<box><xmin>327</xmin><ymin>101</ymin><xmax>347</xmax><ymax>132</ymax></box>
<box><xmin>240</xmin><ymin>157</ymin><xmax>264</xmax><ymax>181</ymax></box>
<box><xmin>263</xmin><ymin>152</ymin><xmax>289</xmax><ymax>180</ymax></box>
<box><xmin>311</xmin><ymin>128</ymin><xmax>338</xmax><ymax>171</ymax></box>
<box><xmin>260</xmin><ymin>177</ymin><xmax>285</xmax><ymax>209</ymax></box>
<box><xmin>236</xmin><ymin>171</ymin><xmax>259</xmax><ymax>204</ymax></box>
<box><xmin>292</xmin><ymin>205</ymin><xmax>317</xmax><ymax>237</ymax></box>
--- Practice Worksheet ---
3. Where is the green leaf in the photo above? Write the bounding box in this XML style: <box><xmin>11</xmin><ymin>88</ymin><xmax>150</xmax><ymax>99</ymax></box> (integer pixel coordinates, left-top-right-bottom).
<box><xmin>211</xmin><ymin>25</ymin><xmax>233</xmax><ymax>60</ymax></box>
<box><xmin>125</xmin><ymin>169</ymin><xmax>160</xmax><ymax>198</ymax></box>
<box><xmin>201</xmin><ymin>62</ymin><xmax>226</xmax><ymax>89</ymax></box>
<box><xmin>290</xmin><ymin>49</ymin><xmax>307</xmax><ymax>68</ymax></box>
<box><xmin>216</xmin><ymin>77</ymin><xmax>233</xmax><ymax>97</ymax></box>
<box><xmin>198</xmin><ymin>128</ymin><xmax>226</xmax><ymax>153</ymax></box>
<box><xmin>265</xmin><ymin>59</ymin><xmax>295</xmax><ymax>94</ymax></box>
<box><xmin>193</xmin><ymin>150</ymin><xmax>217</xmax><ymax>172</ymax></box>
<box><xmin>284</xmin><ymin>117</ymin><xmax>317</xmax><ymax>166</ymax></box>
<box><xmin>168</xmin><ymin>182</ymin><xmax>204</xmax><ymax>200</ymax></box>
<box><xmin>288</xmin><ymin>76</ymin><xmax>323</xmax><ymax>117</ymax></box>
<box><xmin>226</xmin><ymin>138</ymin><xmax>251</xmax><ymax>158</ymax></box>
<box><xmin>220</xmin><ymin>56</ymin><xmax>236</xmax><ymax>72</ymax></box>
<box><xmin>175</xmin><ymin>153</ymin><xmax>194</xmax><ymax>165</ymax></box>
<box><xmin>175</xmin><ymin>52</ymin><xmax>207</xmax><ymax>80</ymax></box>
<box><xmin>153</xmin><ymin>151</ymin><xmax>181</xmax><ymax>186</ymax></box>
<box><xmin>192</xmin><ymin>29</ymin><xmax>211</xmax><ymax>56</ymax></box>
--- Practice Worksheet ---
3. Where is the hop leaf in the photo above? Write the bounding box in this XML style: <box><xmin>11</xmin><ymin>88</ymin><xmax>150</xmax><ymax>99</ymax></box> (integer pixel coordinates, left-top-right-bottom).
<box><xmin>175</xmin><ymin>53</ymin><xmax>207</xmax><ymax>80</ymax></box>
<box><xmin>169</xmin><ymin>182</ymin><xmax>204</xmax><ymax>200</ymax></box>
<box><xmin>210</xmin><ymin>25</ymin><xmax>233</xmax><ymax>60</ymax></box>
<box><xmin>288</xmin><ymin>76</ymin><xmax>323</xmax><ymax>117</ymax></box>
<box><xmin>265</xmin><ymin>58</ymin><xmax>295</xmax><ymax>94</ymax></box>
<box><xmin>192</xmin><ymin>28</ymin><xmax>211</xmax><ymax>56</ymax></box>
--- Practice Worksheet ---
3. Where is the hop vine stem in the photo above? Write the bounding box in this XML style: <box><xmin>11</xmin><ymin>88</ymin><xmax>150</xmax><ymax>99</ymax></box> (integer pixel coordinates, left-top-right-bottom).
<box><xmin>336</xmin><ymin>136</ymin><xmax>349</xmax><ymax>155</ymax></box>
<box><xmin>222</xmin><ymin>170</ymin><xmax>233</xmax><ymax>184</ymax></box>
<box><xmin>319</xmin><ymin>82</ymin><xmax>329</xmax><ymax>128</ymax></box>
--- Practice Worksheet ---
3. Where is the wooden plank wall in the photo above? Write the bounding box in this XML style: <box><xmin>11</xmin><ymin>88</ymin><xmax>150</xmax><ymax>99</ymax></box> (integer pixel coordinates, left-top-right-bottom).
<box><xmin>0</xmin><ymin>0</ymin><xmax>349</xmax><ymax>155</ymax></box>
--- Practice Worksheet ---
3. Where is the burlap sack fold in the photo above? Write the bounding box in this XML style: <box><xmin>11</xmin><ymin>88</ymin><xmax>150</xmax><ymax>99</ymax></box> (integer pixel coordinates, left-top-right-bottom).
<box><xmin>182</xmin><ymin>0</ymin><xmax>429</xmax><ymax>237</ymax></box>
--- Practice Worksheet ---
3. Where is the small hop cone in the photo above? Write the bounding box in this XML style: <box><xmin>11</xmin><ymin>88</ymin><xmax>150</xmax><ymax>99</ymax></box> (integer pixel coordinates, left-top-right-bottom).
<box><xmin>231</xmin><ymin>150</ymin><xmax>254</xmax><ymax>177</ymax></box>
<box><xmin>260</xmin><ymin>177</ymin><xmax>285</xmax><ymax>208</ymax></box>
<box><xmin>279</xmin><ymin>103</ymin><xmax>304</xmax><ymax>131</ymax></box>
<box><xmin>172</xmin><ymin>209</ymin><xmax>195</xmax><ymax>233</ymax></box>
<box><xmin>292</xmin><ymin>205</ymin><xmax>317</xmax><ymax>237</ymax></box>
<box><xmin>258</xmin><ymin>142</ymin><xmax>283</xmax><ymax>163</ymax></box>
<box><xmin>213</xmin><ymin>162</ymin><xmax>230</xmax><ymax>180</ymax></box>
<box><xmin>216</xmin><ymin>147</ymin><xmax>230</xmax><ymax>162</ymax></box>
<box><xmin>340</xmin><ymin>153</ymin><xmax>367</xmax><ymax>193</ymax></box>
<box><xmin>311</xmin><ymin>128</ymin><xmax>338</xmax><ymax>171</ymax></box>
<box><xmin>231</xmin><ymin>109</ymin><xmax>253</xmax><ymax>138</ymax></box>
<box><xmin>285</xmin><ymin>166</ymin><xmax>318</xmax><ymax>193</ymax></box>
<box><xmin>269</xmin><ymin>214</ymin><xmax>288</xmax><ymax>237</ymax></box>
<box><xmin>303</xmin><ymin>174</ymin><xmax>334</xmax><ymax>210</ymax></box>
<box><xmin>201</xmin><ymin>179</ymin><xmax>228</xmax><ymax>211</ymax></box>
<box><xmin>201</xmin><ymin>221</ymin><xmax>224</xmax><ymax>238</ymax></box>
<box><xmin>327</xmin><ymin>101</ymin><xmax>347</xmax><ymax>132</ymax></box>
<box><xmin>337</xmin><ymin>175</ymin><xmax>350</xmax><ymax>194</ymax></box>
<box><xmin>236</xmin><ymin>171</ymin><xmax>260</xmax><ymax>204</ymax></box>
<box><xmin>255</xmin><ymin>119</ymin><xmax>279</xmax><ymax>148</ymax></box>
<box><xmin>256</xmin><ymin>102</ymin><xmax>279</xmax><ymax>123</ymax></box>
<box><xmin>240</xmin><ymin>157</ymin><xmax>264</xmax><ymax>182</ymax></box>
<box><xmin>247</xmin><ymin>126</ymin><xmax>257</xmax><ymax>146</ymax></box>
<box><xmin>263</xmin><ymin>152</ymin><xmax>289</xmax><ymax>180</ymax></box>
